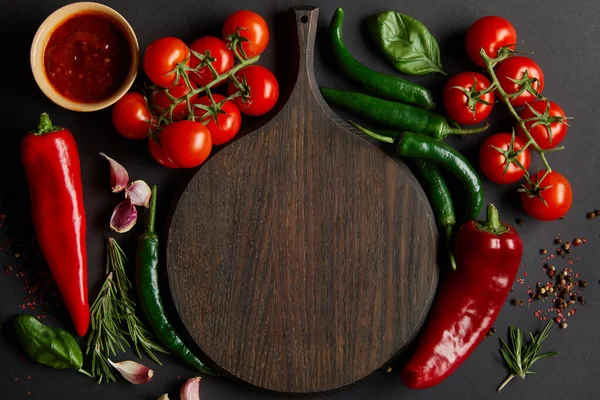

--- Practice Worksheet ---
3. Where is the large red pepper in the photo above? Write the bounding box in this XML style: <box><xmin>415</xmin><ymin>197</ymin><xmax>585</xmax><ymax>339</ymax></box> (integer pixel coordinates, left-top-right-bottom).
<box><xmin>21</xmin><ymin>113</ymin><xmax>90</xmax><ymax>336</ymax></box>
<box><xmin>400</xmin><ymin>204</ymin><xmax>522</xmax><ymax>389</ymax></box>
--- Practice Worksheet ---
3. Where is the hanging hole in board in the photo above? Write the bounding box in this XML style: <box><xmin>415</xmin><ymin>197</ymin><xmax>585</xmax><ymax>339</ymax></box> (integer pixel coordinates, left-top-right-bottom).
<box><xmin>300</xmin><ymin>15</ymin><xmax>308</xmax><ymax>23</ymax></box>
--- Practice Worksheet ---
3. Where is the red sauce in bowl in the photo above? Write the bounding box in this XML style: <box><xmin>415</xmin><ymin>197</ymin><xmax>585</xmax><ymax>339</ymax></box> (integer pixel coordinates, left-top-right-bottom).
<box><xmin>43</xmin><ymin>12</ymin><xmax>131</xmax><ymax>103</ymax></box>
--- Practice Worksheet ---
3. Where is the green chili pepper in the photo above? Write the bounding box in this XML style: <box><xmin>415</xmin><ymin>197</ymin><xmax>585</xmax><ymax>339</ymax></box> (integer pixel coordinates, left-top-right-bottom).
<box><xmin>352</xmin><ymin>123</ymin><xmax>457</xmax><ymax>269</ymax></box>
<box><xmin>136</xmin><ymin>185</ymin><xmax>216</xmax><ymax>376</ymax></box>
<box><xmin>321</xmin><ymin>88</ymin><xmax>488</xmax><ymax>140</ymax></box>
<box><xmin>413</xmin><ymin>159</ymin><xmax>457</xmax><ymax>270</ymax></box>
<box><xmin>354</xmin><ymin>123</ymin><xmax>483</xmax><ymax>222</ymax></box>
<box><xmin>329</xmin><ymin>8</ymin><xmax>436</xmax><ymax>110</ymax></box>
<box><xmin>13</xmin><ymin>314</ymin><xmax>91</xmax><ymax>376</ymax></box>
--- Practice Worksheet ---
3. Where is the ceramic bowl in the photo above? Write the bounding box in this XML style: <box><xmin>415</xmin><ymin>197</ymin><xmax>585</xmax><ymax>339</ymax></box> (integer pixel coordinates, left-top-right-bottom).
<box><xmin>30</xmin><ymin>2</ymin><xmax>139</xmax><ymax>112</ymax></box>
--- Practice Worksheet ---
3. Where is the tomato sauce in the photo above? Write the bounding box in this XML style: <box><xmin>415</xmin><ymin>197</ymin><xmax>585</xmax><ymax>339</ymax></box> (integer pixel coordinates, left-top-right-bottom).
<box><xmin>44</xmin><ymin>12</ymin><xmax>131</xmax><ymax>103</ymax></box>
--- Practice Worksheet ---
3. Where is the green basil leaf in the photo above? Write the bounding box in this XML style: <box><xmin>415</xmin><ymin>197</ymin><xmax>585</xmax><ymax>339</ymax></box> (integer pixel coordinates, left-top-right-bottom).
<box><xmin>368</xmin><ymin>11</ymin><xmax>446</xmax><ymax>76</ymax></box>
<box><xmin>13</xmin><ymin>314</ymin><xmax>83</xmax><ymax>370</ymax></box>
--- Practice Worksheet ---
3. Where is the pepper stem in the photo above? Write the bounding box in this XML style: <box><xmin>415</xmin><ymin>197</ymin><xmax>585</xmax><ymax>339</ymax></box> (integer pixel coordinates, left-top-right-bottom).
<box><xmin>33</xmin><ymin>113</ymin><xmax>60</xmax><ymax>135</ymax></box>
<box><xmin>350</xmin><ymin>121</ymin><xmax>395</xmax><ymax>144</ymax></box>
<box><xmin>445</xmin><ymin>122</ymin><xmax>490</xmax><ymax>136</ymax></box>
<box><xmin>445</xmin><ymin>227</ymin><xmax>457</xmax><ymax>271</ymax></box>
<box><xmin>485</xmin><ymin>203</ymin><xmax>501</xmax><ymax>231</ymax></box>
<box><xmin>146</xmin><ymin>185</ymin><xmax>158</xmax><ymax>234</ymax></box>
<box><xmin>476</xmin><ymin>204</ymin><xmax>509</xmax><ymax>235</ymax></box>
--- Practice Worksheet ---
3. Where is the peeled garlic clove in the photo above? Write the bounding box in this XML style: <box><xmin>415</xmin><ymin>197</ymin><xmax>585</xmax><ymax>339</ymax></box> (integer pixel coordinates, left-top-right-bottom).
<box><xmin>180</xmin><ymin>377</ymin><xmax>201</xmax><ymax>400</ymax></box>
<box><xmin>109</xmin><ymin>199</ymin><xmax>137</xmax><ymax>233</ymax></box>
<box><xmin>108</xmin><ymin>359</ymin><xmax>153</xmax><ymax>384</ymax></box>
<box><xmin>126</xmin><ymin>180</ymin><xmax>152</xmax><ymax>208</ymax></box>
<box><xmin>157</xmin><ymin>395</ymin><xmax>170</xmax><ymax>400</ymax></box>
<box><xmin>100</xmin><ymin>153</ymin><xmax>130</xmax><ymax>193</ymax></box>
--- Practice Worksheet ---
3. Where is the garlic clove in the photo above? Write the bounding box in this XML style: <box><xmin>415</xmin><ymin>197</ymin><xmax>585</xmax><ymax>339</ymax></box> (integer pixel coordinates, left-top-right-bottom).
<box><xmin>126</xmin><ymin>180</ymin><xmax>152</xmax><ymax>208</ymax></box>
<box><xmin>109</xmin><ymin>199</ymin><xmax>138</xmax><ymax>233</ymax></box>
<box><xmin>157</xmin><ymin>395</ymin><xmax>170</xmax><ymax>400</ymax></box>
<box><xmin>180</xmin><ymin>376</ymin><xmax>201</xmax><ymax>400</ymax></box>
<box><xmin>100</xmin><ymin>153</ymin><xmax>130</xmax><ymax>193</ymax></box>
<box><xmin>108</xmin><ymin>359</ymin><xmax>153</xmax><ymax>384</ymax></box>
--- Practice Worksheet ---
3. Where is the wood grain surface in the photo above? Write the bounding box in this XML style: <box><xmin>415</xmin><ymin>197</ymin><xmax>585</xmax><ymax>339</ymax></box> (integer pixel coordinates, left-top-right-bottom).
<box><xmin>166</xmin><ymin>6</ymin><xmax>439</xmax><ymax>394</ymax></box>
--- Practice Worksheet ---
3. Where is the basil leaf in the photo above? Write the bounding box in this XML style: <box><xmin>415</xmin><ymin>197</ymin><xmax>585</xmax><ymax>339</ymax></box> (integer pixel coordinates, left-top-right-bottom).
<box><xmin>14</xmin><ymin>314</ymin><xmax>83</xmax><ymax>370</ymax></box>
<box><xmin>368</xmin><ymin>11</ymin><xmax>446</xmax><ymax>76</ymax></box>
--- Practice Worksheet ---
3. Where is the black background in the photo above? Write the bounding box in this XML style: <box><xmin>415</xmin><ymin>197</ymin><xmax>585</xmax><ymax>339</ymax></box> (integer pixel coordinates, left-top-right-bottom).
<box><xmin>1</xmin><ymin>0</ymin><xmax>600</xmax><ymax>399</ymax></box>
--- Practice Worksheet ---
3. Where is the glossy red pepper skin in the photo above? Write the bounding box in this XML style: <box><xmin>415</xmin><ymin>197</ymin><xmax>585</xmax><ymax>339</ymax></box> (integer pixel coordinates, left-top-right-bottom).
<box><xmin>21</xmin><ymin>113</ymin><xmax>90</xmax><ymax>336</ymax></box>
<box><xmin>400</xmin><ymin>204</ymin><xmax>522</xmax><ymax>389</ymax></box>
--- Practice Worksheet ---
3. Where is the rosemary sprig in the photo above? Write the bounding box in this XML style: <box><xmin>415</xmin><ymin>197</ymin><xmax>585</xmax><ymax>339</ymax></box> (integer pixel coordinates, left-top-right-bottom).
<box><xmin>497</xmin><ymin>320</ymin><xmax>558</xmax><ymax>392</ymax></box>
<box><xmin>107</xmin><ymin>238</ymin><xmax>169</xmax><ymax>364</ymax></box>
<box><xmin>86</xmin><ymin>238</ymin><xmax>168</xmax><ymax>383</ymax></box>
<box><xmin>86</xmin><ymin>272</ymin><xmax>127</xmax><ymax>383</ymax></box>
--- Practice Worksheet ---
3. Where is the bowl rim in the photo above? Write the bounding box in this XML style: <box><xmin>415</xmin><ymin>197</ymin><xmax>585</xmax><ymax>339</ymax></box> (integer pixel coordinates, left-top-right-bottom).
<box><xmin>30</xmin><ymin>1</ymin><xmax>139</xmax><ymax>112</ymax></box>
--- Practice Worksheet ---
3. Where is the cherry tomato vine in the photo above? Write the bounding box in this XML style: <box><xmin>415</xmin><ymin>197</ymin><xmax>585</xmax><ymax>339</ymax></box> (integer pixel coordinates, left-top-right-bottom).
<box><xmin>478</xmin><ymin>48</ymin><xmax>571</xmax><ymax>205</ymax></box>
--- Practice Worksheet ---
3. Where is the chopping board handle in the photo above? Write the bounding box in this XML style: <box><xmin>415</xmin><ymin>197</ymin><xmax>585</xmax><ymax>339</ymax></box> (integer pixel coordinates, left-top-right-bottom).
<box><xmin>289</xmin><ymin>6</ymin><xmax>320</xmax><ymax>102</ymax></box>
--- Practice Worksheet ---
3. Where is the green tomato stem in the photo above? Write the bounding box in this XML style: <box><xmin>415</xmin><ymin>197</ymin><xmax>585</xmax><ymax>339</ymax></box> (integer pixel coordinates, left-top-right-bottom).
<box><xmin>158</xmin><ymin>54</ymin><xmax>260</xmax><ymax>126</ymax></box>
<box><xmin>481</xmin><ymin>49</ymin><xmax>555</xmax><ymax>185</ymax></box>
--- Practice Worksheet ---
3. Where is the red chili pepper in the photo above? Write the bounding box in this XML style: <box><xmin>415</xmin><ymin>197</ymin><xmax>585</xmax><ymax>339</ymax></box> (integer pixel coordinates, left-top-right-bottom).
<box><xmin>21</xmin><ymin>113</ymin><xmax>90</xmax><ymax>336</ymax></box>
<box><xmin>400</xmin><ymin>204</ymin><xmax>522</xmax><ymax>389</ymax></box>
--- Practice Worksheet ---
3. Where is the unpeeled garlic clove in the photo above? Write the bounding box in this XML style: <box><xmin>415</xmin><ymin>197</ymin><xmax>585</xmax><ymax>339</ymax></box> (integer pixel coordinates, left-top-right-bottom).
<box><xmin>100</xmin><ymin>153</ymin><xmax>130</xmax><ymax>193</ymax></box>
<box><xmin>126</xmin><ymin>180</ymin><xmax>152</xmax><ymax>208</ymax></box>
<box><xmin>109</xmin><ymin>199</ymin><xmax>137</xmax><ymax>233</ymax></box>
<box><xmin>108</xmin><ymin>359</ymin><xmax>153</xmax><ymax>384</ymax></box>
<box><xmin>180</xmin><ymin>376</ymin><xmax>201</xmax><ymax>400</ymax></box>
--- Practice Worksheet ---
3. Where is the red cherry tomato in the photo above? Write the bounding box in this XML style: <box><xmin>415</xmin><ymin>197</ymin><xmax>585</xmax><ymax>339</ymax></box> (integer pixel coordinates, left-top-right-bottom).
<box><xmin>495</xmin><ymin>56</ymin><xmax>544</xmax><ymax>107</ymax></box>
<box><xmin>151</xmin><ymin>80</ymin><xmax>197</xmax><ymax>120</ymax></box>
<box><xmin>148</xmin><ymin>137</ymin><xmax>179</xmax><ymax>168</ymax></box>
<box><xmin>160</xmin><ymin>121</ymin><xmax>212</xmax><ymax>168</ymax></box>
<box><xmin>189</xmin><ymin>36</ymin><xmax>234</xmax><ymax>87</ymax></box>
<box><xmin>520</xmin><ymin>171</ymin><xmax>572</xmax><ymax>221</ymax></box>
<box><xmin>143</xmin><ymin>37</ymin><xmax>189</xmax><ymax>88</ymax></box>
<box><xmin>516</xmin><ymin>100</ymin><xmax>568</xmax><ymax>150</ymax></box>
<box><xmin>227</xmin><ymin>65</ymin><xmax>279</xmax><ymax>116</ymax></box>
<box><xmin>222</xmin><ymin>10</ymin><xmax>269</xmax><ymax>57</ymax></box>
<box><xmin>443</xmin><ymin>72</ymin><xmax>495</xmax><ymax>125</ymax></box>
<box><xmin>193</xmin><ymin>94</ymin><xmax>241</xmax><ymax>145</ymax></box>
<box><xmin>112</xmin><ymin>92</ymin><xmax>153</xmax><ymax>140</ymax></box>
<box><xmin>479</xmin><ymin>133</ymin><xmax>531</xmax><ymax>184</ymax></box>
<box><xmin>465</xmin><ymin>16</ymin><xmax>517</xmax><ymax>67</ymax></box>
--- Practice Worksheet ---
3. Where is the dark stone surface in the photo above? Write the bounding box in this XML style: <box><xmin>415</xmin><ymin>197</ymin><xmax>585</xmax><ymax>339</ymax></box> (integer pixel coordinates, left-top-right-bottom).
<box><xmin>1</xmin><ymin>0</ymin><xmax>598</xmax><ymax>399</ymax></box>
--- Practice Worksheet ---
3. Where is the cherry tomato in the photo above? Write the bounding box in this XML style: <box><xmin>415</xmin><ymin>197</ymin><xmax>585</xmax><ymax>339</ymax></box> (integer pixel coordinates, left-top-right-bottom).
<box><xmin>160</xmin><ymin>121</ymin><xmax>212</xmax><ymax>168</ymax></box>
<box><xmin>479</xmin><ymin>133</ymin><xmax>531</xmax><ymax>184</ymax></box>
<box><xmin>227</xmin><ymin>65</ymin><xmax>279</xmax><ymax>116</ymax></box>
<box><xmin>516</xmin><ymin>100</ymin><xmax>568</xmax><ymax>150</ymax></box>
<box><xmin>520</xmin><ymin>171</ymin><xmax>572</xmax><ymax>221</ymax></box>
<box><xmin>222</xmin><ymin>10</ymin><xmax>269</xmax><ymax>57</ymax></box>
<box><xmin>148</xmin><ymin>137</ymin><xmax>179</xmax><ymax>168</ymax></box>
<box><xmin>193</xmin><ymin>94</ymin><xmax>241</xmax><ymax>145</ymax></box>
<box><xmin>495</xmin><ymin>56</ymin><xmax>544</xmax><ymax>107</ymax></box>
<box><xmin>143</xmin><ymin>37</ymin><xmax>189</xmax><ymax>88</ymax></box>
<box><xmin>465</xmin><ymin>16</ymin><xmax>517</xmax><ymax>67</ymax></box>
<box><xmin>189</xmin><ymin>36</ymin><xmax>234</xmax><ymax>87</ymax></box>
<box><xmin>443</xmin><ymin>72</ymin><xmax>495</xmax><ymax>125</ymax></box>
<box><xmin>112</xmin><ymin>92</ymin><xmax>153</xmax><ymax>140</ymax></box>
<box><xmin>151</xmin><ymin>80</ymin><xmax>197</xmax><ymax>120</ymax></box>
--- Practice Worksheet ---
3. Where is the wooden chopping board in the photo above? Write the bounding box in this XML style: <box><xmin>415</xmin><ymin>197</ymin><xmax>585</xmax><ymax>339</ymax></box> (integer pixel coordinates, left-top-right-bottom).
<box><xmin>166</xmin><ymin>6</ymin><xmax>439</xmax><ymax>394</ymax></box>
